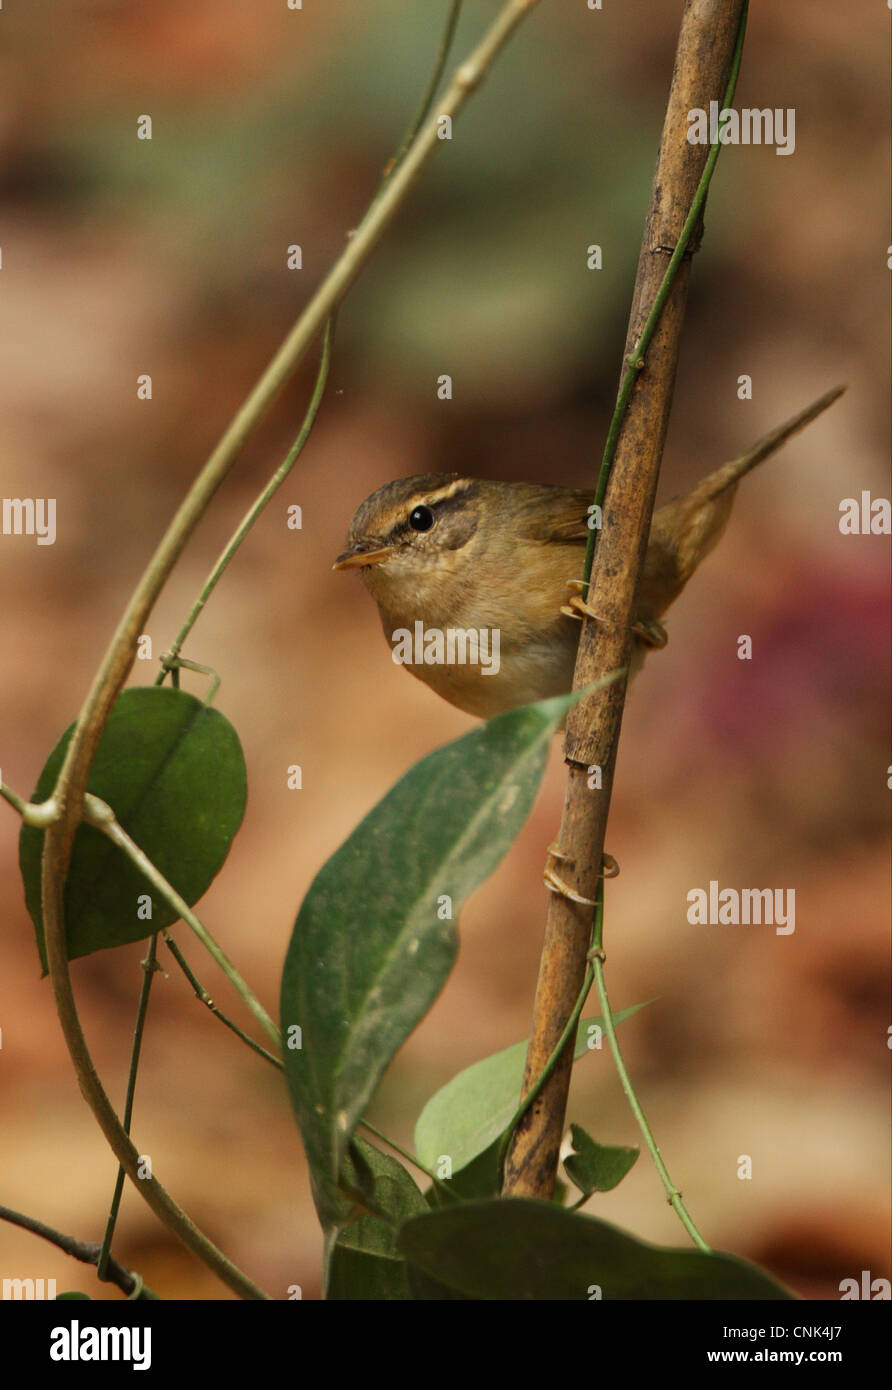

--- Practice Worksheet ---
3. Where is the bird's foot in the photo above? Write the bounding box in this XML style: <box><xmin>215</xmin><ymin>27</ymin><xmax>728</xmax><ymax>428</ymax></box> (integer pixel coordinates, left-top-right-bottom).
<box><xmin>561</xmin><ymin>582</ymin><xmax>668</xmax><ymax>649</ymax></box>
<box><xmin>560</xmin><ymin>579</ymin><xmax>598</xmax><ymax>622</ymax></box>
<box><xmin>631</xmin><ymin>618</ymin><xmax>668</xmax><ymax>649</ymax></box>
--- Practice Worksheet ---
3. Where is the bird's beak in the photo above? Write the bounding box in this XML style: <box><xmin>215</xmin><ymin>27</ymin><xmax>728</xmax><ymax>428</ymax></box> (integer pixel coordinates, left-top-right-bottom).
<box><xmin>332</xmin><ymin>540</ymin><xmax>392</xmax><ymax>571</ymax></box>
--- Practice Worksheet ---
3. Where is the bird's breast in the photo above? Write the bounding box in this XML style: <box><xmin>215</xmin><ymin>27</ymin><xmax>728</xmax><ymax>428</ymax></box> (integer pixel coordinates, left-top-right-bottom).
<box><xmin>375</xmin><ymin>605</ymin><xmax>580</xmax><ymax>719</ymax></box>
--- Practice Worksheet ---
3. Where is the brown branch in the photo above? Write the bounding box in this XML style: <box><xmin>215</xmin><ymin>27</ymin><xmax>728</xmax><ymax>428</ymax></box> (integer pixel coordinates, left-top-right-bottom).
<box><xmin>503</xmin><ymin>0</ymin><xmax>748</xmax><ymax>1199</ymax></box>
<box><xmin>0</xmin><ymin>1204</ymin><xmax>150</xmax><ymax>1299</ymax></box>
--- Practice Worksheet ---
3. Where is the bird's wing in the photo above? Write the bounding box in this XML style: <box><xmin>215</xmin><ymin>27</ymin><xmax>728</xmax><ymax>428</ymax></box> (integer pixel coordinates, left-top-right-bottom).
<box><xmin>514</xmin><ymin>487</ymin><xmax>593</xmax><ymax>544</ymax></box>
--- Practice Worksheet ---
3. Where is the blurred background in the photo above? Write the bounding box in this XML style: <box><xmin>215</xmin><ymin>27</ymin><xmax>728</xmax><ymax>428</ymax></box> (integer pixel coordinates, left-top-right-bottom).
<box><xmin>0</xmin><ymin>1</ymin><xmax>888</xmax><ymax>1301</ymax></box>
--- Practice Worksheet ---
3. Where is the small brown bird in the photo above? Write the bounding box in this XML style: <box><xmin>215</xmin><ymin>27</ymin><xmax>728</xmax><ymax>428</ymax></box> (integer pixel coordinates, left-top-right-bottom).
<box><xmin>334</xmin><ymin>388</ymin><xmax>843</xmax><ymax>720</ymax></box>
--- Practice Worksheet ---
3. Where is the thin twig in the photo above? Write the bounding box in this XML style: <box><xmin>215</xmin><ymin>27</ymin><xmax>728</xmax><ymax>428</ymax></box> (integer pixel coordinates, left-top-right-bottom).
<box><xmin>40</xmin><ymin>0</ymin><xmax>544</xmax><ymax>849</ymax></box>
<box><xmin>591</xmin><ymin>955</ymin><xmax>708</xmax><ymax>1248</ymax></box>
<box><xmin>97</xmin><ymin>937</ymin><xmax>159</xmax><ymax>1281</ymax></box>
<box><xmin>380</xmin><ymin>1</ymin><xmax>465</xmax><ymax>182</ymax></box>
<box><xmin>158</xmin><ymin>0</ymin><xmax>463</xmax><ymax>677</ymax></box>
<box><xmin>82</xmin><ymin>794</ymin><xmax>280</xmax><ymax>1049</ymax></box>
<box><xmin>35</xmin><ymin>0</ymin><xmax>543</xmax><ymax>1295</ymax></box>
<box><xmin>158</xmin><ymin>317</ymin><xmax>336</xmax><ymax>679</ymax></box>
<box><xmin>587</xmin><ymin>878</ymin><xmax>709</xmax><ymax>1246</ymax></box>
<box><xmin>0</xmin><ymin>1204</ymin><xmax>153</xmax><ymax>1300</ymax></box>
<box><xmin>356</xmin><ymin>1118</ymin><xmax>447</xmax><ymax>1196</ymax></box>
<box><xmin>582</xmin><ymin>4</ymin><xmax>750</xmax><ymax>591</ymax></box>
<box><xmin>162</xmin><ymin>932</ymin><xmax>284</xmax><ymax>1070</ymax></box>
<box><xmin>0</xmin><ymin>782</ymin><xmax>29</xmax><ymax>818</ymax></box>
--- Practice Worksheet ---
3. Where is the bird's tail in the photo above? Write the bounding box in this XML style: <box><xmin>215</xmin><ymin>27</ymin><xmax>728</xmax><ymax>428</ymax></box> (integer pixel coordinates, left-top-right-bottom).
<box><xmin>638</xmin><ymin>384</ymin><xmax>846</xmax><ymax>622</ymax></box>
<box><xmin>690</xmin><ymin>383</ymin><xmax>846</xmax><ymax>504</ymax></box>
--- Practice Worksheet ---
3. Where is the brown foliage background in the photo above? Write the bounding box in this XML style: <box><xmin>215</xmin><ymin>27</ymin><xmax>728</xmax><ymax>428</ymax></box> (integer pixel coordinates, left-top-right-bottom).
<box><xmin>0</xmin><ymin>1</ymin><xmax>888</xmax><ymax>1299</ymax></box>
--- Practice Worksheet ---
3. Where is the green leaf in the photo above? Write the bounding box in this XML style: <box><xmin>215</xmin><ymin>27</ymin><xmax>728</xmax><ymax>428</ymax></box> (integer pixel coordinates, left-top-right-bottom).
<box><xmin>327</xmin><ymin>1138</ymin><xmax>428</xmax><ymax>1300</ymax></box>
<box><xmin>563</xmin><ymin>1123</ymin><xmax>638</xmax><ymax>1196</ymax></box>
<box><xmin>280</xmin><ymin>692</ymin><xmax>577</xmax><ymax>1228</ymax></box>
<box><xmin>20</xmin><ymin>687</ymin><xmax>247</xmax><ymax>971</ymax></box>
<box><xmin>425</xmin><ymin>1137</ymin><xmax>503</xmax><ymax>1207</ymax></box>
<box><xmin>413</xmin><ymin>1002</ymin><xmax>650</xmax><ymax>1174</ymax></box>
<box><xmin>398</xmin><ymin>1200</ymin><xmax>798</xmax><ymax>1300</ymax></box>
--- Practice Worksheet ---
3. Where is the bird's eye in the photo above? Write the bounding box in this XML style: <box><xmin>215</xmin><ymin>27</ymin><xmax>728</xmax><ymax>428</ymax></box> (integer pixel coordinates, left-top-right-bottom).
<box><xmin>408</xmin><ymin>504</ymin><xmax>435</xmax><ymax>533</ymax></box>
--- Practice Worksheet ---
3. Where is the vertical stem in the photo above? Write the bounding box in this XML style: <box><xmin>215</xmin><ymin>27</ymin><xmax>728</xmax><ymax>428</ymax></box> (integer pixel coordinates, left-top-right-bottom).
<box><xmin>97</xmin><ymin>936</ymin><xmax>159</xmax><ymax>1281</ymax></box>
<box><xmin>591</xmin><ymin>954</ymin><xmax>709</xmax><ymax>1249</ymax></box>
<box><xmin>503</xmin><ymin>0</ymin><xmax>749</xmax><ymax>1199</ymax></box>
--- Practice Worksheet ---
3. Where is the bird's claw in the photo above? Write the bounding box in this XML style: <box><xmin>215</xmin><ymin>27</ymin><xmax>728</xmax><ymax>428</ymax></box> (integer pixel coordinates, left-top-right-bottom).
<box><xmin>631</xmin><ymin>618</ymin><xmax>668</xmax><ymax>649</ymax></box>
<box><xmin>562</xmin><ymin>580</ymin><xmax>598</xmax><ymax>623</ymax></box>
<box><xmin>562</xmin><ymin>581</ymin><xmax>668</xmax><ymax>650</ymax></box>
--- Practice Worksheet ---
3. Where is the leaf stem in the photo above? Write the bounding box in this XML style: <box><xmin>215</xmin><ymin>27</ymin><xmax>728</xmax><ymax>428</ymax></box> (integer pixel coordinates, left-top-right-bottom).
<box><xmin>97</xmin><ymin>937</ymin><xmax>159</xmax><ymax>1282</ymax></box>
<box><xmin>581</xmin><ymin>0</ymin><xmax>749</xmax><ymax>593</ymax></box>
<box><xmin>83</xmin><ymin>794</ymin><xmax>281</xmax><ymax>1049</ymax></box>
<box><xmin>591</xmin><ymin>949</ymin><xmax>709</xmax><ymax>1251</ymax></box>
<box><xmin>158</xmin><ymin>318</ymin><xmax>336</xmax><ymax>679</ymax></box>
<box><xmin>357</xmin><ymin>1118</ymin><xmax>447</xmax><ymax>1195</ymax></box>
<box><xmin>159</xmin><ymin>3</ymin><xmax>463</xmax><ymax>679</ymax></box>
<box><xmin>379</xmin><ymin>2</ymin><xmax>465</xmax><ymax>184</ymax></box>
<box><xmin>162</xmin><ymin>931</ymin><xmax>284</xmax><ymax>1070</ymax></box>
<box><xmin>5</xmin><ymin>791</ymin><xmax>267</xmax><ymax>1298</ymax></box>
<box><xmin>0</xmin><ymin>780</ymin><xmax>29</xmax><ymax>817</ymax></box>
<box><xmin>588</xmin><ymin>875</ymin><xmax>708</xmax><ymax>1246</ymax></box>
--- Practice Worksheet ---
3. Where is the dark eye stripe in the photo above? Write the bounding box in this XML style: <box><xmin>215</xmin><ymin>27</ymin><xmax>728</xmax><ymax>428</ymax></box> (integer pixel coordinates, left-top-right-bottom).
<box><xmin>388</xmin><ymin>481</ymin><xmax>481</xmax><ymax>545</ymax></box>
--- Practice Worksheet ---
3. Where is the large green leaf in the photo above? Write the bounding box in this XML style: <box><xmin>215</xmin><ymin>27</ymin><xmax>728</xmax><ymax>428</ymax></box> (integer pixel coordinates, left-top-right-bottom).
<box><xmin>20</xmin><ymin>687</ymin><xmax>246</xmax><ymax>971</ymax></box>
<box><xmin>398</xmin><ymin>1200</ymin><xmax>798</xmax><ymax>1300</ymax></box>
<box><xmin>327</xmin><ymin>1138</ymin><xmax>428</xmax><ymax>1300</ymax></box>
<box><xmin>280</xmin><ymin>692</ymin><xmax>578</xmax><ymax>1228</ymax></box>
<box><xmin>414</xmin><ymin>1002</ymin><xmax>650</xmax><ymax>1174</ymax></box>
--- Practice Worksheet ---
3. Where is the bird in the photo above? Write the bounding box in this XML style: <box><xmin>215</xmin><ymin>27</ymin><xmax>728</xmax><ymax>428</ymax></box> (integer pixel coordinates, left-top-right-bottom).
<box><xmin>333</xmin><ymin>387</ymin><xmax>843</xmax><ymax>720</ymax></box>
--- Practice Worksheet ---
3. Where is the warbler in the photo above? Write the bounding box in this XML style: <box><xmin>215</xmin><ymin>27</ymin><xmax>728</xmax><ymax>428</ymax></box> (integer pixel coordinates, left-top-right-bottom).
<box><xmin>334</xmin><ymin>387</ymin><xmax>842</xmax><ymax>719</ymax></box>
